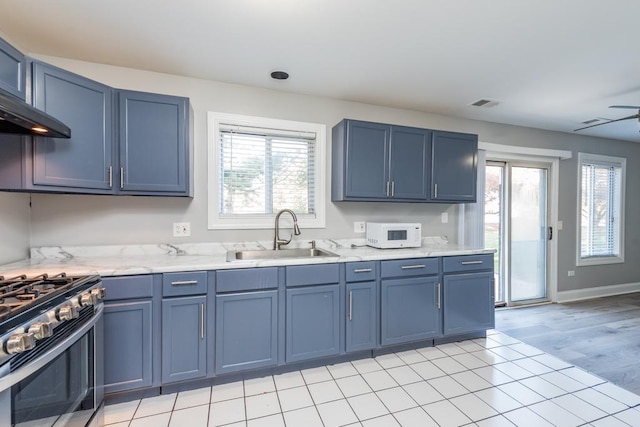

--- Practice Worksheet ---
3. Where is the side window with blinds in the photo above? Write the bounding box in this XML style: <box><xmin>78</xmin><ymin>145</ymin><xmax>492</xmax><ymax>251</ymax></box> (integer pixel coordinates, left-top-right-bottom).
<box><xmin>208</xmin><ymin>113</ymin><xmax>326</xmax><ymax>230</ymax></box>
<box><xmin>577</xmin><ymin>153</ymin><xmax>625</xmax><ymax>266</ymax></box>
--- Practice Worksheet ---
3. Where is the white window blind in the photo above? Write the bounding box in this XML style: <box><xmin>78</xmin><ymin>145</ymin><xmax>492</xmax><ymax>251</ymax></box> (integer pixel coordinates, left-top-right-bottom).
<box><xmin>579</xmin><ymin>155</ymin><xmax>623</xmax><ymax>261</ymax></box>
<box><xmin>218</xmin><ymin>125</ymin><xmax>316</xmax><ymax>216</ymax></box>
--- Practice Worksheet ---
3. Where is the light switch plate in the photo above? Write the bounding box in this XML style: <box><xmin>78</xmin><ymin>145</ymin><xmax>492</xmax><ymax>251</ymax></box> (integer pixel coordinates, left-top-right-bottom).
<box><xmin>354</xmin><ymin>221</ymin><xmax>366</xmax><ymax>233</ymax></box>
<box><xmin>173</xmin><ymin>222</ymin><xmax>191</xmax><ymax>237</ymax></box>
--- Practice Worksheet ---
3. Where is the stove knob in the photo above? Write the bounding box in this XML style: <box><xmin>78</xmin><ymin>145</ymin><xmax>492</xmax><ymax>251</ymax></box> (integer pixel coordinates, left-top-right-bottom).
<box><xmin>57</xmin><ymin>304</ymin><xmax>79</xmax><ymax>321</ymax></box>
<box><xmin>79</xmin><ymin>292</ymin><xmax>97</xmax><ymax>307</ymax></box>
<box><xmin>6</xmin><ymin>333</ymin><xmax>36</xmax><ymax>354</ymax></box>
<box><xmin>28</xmin><ymin>322</ymin><xmax>53</xmax><ymax>340</ymax></box>
<box><xmin>91</xmin><ymin>287</ymin><xmax>106</xmax><ymax>300</ymax></box>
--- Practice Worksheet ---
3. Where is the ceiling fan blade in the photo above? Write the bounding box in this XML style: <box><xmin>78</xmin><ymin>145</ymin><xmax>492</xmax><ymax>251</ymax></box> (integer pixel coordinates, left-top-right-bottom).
<box><xmin>609</xmin><ymin>105</ymin><xmax>640</xmax><ymax>109</ymax></box>
<box><xmin>574</xmin><ymin>114</ymin><xmax>640</xmax><ymax>132</ymax></box>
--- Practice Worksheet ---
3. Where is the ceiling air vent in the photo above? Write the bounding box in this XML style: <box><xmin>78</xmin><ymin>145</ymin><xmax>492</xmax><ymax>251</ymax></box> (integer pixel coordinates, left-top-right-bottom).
<box><xmin>470</xmin><ymin>99</ymin><xmax>500</xmax><ymax>108</ymax></box>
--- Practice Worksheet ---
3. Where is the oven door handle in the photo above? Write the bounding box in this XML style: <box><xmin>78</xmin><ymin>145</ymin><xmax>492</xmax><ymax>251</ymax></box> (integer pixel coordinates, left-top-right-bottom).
<box><xmin>0</xmin><ymin>304</ymin><xmax>103</xmax><ymax>394</ymax></box>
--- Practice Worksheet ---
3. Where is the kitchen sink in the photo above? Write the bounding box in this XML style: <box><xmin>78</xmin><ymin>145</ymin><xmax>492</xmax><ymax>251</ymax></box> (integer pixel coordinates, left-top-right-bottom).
<box><xmin>226</xmin><ymin>248</ymin><xmax>339</xmax><ymax>262</ymax></box>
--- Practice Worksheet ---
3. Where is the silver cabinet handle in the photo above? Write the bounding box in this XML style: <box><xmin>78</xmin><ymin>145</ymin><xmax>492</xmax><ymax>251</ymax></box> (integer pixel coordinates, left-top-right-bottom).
<box><xmin>200</xmin><ymin>303</ymin><xmax>205</xmax><ymax>339</ymax></box>
<box><xmin>436</xmin><ymin>283</ymin><xmax>441</xmax><ymax>309</ymax></box>
<box><xmin>385</xmin><ymin>181</ymin><xmax>390</xmax><ymax>197</ymax></box>
<box><xmin>171</xmin><ymin>280</ymin><xmax>198</xmax><ymax>286</ymax></box>
<box><xmin>353</xmin><ymin>268</ymin><xmax>372</xmax><ymax>273</ymax></box>
<box><xmin>434</xmin><ymin>183</ymin><xmax>438</xmax><ymax>198</ymax></box>
<box><xmin>461</xmin><ymin>260</ymin><xmax>483</xmax><ymax>265</ymax></box>
<box><xmin>391</xmin><ymin>181</ymin><xmax>395</xmax><ymax>197</ymax></box>
<box><xmin>120</xmin><ymin>167</ymin><xmax>124</xmax><ymax>190</ymax></box>
<box><xmin>348</xmin><ymin>291</ymin><xmax>353</xmax><ymax>321</ymax></box>
<box><xmin>400</xmin><ymin>264</ymin><xmax>426</xmax><ymax>270</ymax></box>
<box><xmin>108</xmin><ymin>166</ymin><xmax>113</xmax><ymax>188</ymax></box>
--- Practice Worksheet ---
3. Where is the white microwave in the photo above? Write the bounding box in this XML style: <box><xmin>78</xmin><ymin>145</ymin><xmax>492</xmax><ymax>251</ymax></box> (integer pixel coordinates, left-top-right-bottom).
<box><xmin>366</xmin><ymin>222</ymin><xmax>422</xmax><ymax>249</ymax></box>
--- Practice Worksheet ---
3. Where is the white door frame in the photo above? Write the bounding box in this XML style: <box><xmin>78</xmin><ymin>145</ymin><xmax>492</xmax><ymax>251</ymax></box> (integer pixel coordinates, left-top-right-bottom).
<box><xmin>476</xmin><ymin>142</ymin><xmax>572</xmax><ymax>304</ymax></box>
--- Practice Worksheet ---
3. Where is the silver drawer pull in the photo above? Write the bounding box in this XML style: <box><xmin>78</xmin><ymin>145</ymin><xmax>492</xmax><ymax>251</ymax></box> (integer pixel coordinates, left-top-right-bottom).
<box><xmin>460</xmin><ymin>260</ymin><xmax>483</xmax><ymax>265</ymax></box>
<box><xmin>353</xmin><ymin>268</ymin><xmax>372</xmax><ymax>273</ymax></box>
<box><xmin>400</xmin><ymin>264</ymin><xmax>426</xmax><ymax>270</ymax></box>
<box><xmin>171</xmin><ymin>280</ymin><xmax>199</xmax><ymax>286</ymax></box>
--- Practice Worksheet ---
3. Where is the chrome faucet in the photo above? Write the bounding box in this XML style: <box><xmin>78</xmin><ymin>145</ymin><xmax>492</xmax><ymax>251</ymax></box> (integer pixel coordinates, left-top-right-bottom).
<box><xmin>273</xmin><ymin>209</ymin><xmax>301</xmax><ymax>250</ymax></box>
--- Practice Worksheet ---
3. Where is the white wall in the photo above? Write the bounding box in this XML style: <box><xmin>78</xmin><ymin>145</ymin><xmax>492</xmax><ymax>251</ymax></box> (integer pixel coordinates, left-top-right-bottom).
<box><xmin>12</xmin><ymin>55</ymin><xmax>640</xmax><ymax>294</ymax></box>
<box><xmin>0</xmin><ymin>192</ymin><xmax>31</xmax><ymax>264</ymax></box>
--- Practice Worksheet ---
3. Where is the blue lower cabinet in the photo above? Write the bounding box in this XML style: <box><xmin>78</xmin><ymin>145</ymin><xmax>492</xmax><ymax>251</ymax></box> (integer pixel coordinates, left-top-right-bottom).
<box><xmin>346</xmin><ymin>282</ymin><xmax>377</xmax><ymax>352</ymax></box>
<box><xmin>104</xmin><ymin>300</ymin><xmax>153</xmax><ymax>393</ymax></box>
<box><xmin>215</xmin><ymin>290</ymin><xmax>278</xmax><ymax>375</ymax></box>
<box><xmin>443</xmin><ymin>271</ymin><xmax>495</xmax><ymax>335</ymax></box>
<box><xmin>162</xmin><ymin>296</ymin><xmax>207</xmax><ymax>383</ymax></box>
<box><xmin>286</xmin><ymin>285</ymin><xmax>340</xmax><ymax>362</ymax></box>
<box><xmin>381</xmin><ymin>277</ymin><xmax>441</xmax><ymax>346</ymax></box>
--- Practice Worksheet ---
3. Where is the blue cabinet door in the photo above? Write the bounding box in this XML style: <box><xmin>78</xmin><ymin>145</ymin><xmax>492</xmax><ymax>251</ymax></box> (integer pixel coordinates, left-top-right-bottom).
<box><xmin>32</xmin><ymin>61</ymin><xmax>113</xmax><ymax>191</ymax></box>
<box><xmin>443</xmin><ymin>271</ymin><xmax>494</xmax><ymax>335</ymax></box>
<box><xmin>388</xmin><ymin>126</ymin><xmax>431</xmax><ymax>200</ymax></box>
<box><xmin>381</xmin><ymin>276</ymin><xmax>441</xmax><ymax>346</ymax></box>
<box><xmin>104</xmin><ymin>300</ymin><xmax>152</xmax><ymax>393</ymax></box>
<box><xmin>344</xmin><ymin>120</ymin><xmax>389</xmax><ymax>199</ymax></box>
<box><xmin>0</xmin><ymin>36</ymin><xmax>25</xmax><ymax>99</ymax></box>
<box><xmin>431</xmin><ymin>131</ymin><xmax>478</xmax><ymax>202</ymax></box>
<box><xmin>346</xmin><ymin>282</ymin><xmax>377</xmax><ymax>352</ymax></box>
<box><xmin>118</xmin><ymin>90</ymin><xmax>190</xmax><ymax>195</ymax></box>
<box><xmin>286</xmin><ymin>285</ymin><xmax>340</xmax><ymax>362</ymax></box>
<box><xmin>215</xmin><ymin>290</ymin><xmax>278</xmax><ymax>374</ymax></box>
<box><xmin>162</xmin><ymin>296</ymin><xmax>206</xmax><ymax>383</ymax></box>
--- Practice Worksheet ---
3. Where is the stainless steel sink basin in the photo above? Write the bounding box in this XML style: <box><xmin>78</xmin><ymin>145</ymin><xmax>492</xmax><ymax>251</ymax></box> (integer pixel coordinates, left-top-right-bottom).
<box><xmin>226</xmin><ymin>248</ymin><xmax>339</xmax><ymax>262</ymax></box>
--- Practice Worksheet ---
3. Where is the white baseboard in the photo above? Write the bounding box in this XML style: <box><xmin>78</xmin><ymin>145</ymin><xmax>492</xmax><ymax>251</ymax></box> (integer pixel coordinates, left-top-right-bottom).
<box><xmin>556</xmin><ymin>282</ymin><xmax>640</xmax><ymax>303</ymax></box>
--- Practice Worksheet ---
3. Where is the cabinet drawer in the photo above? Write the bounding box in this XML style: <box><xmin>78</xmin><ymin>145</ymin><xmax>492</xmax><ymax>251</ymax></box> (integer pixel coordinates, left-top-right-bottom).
<box><xmin>162</xmin><ymin>271</ymin><xmax>207</xmax><ymax>297</ymax></box>
<box><xmin>443</xmin><ymin>254</ymin><xmax>493</xmax><ymax>273</ymax></box>
<box><xmin>285</xmin><ymin>264</ymin><xmax>340</xmax><ymax>287</ymax></box>
<box><xmin>380</xmin><ymin>258</ymin><xmax>439</xmax><ymax>278</ymax></box>
<box><xmin>103</xmin><ymin>275</ymin><xmax>154</xmax><ymax>301</ymax></box>
<box><xmin>345</xmin><ymin>261</ymin><xmax>376</xmax><ymax>282</ymax></box>
<box><xmin>217</xmin><ymin>267</ymin><xmax>278</xmax><ymax>293</ymax></box>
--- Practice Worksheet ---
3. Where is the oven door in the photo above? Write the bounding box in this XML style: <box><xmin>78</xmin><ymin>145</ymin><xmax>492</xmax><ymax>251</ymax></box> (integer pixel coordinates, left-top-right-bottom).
<box><xmin>0</xmin><ymin>304</ymin><xmax>104</xmax><ymax>427</ymax></box>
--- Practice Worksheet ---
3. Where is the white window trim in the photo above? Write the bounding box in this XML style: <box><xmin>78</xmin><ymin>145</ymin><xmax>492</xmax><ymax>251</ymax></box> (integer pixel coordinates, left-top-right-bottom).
<box><xmin>207</xmin><ymin>112</ymin><xmax>326</xmax><ymax>230</ymax></box>
<box><xmin>576</xmin><ymin>152</ymin><xmax>625</xmax><ymax>267</ymax></box>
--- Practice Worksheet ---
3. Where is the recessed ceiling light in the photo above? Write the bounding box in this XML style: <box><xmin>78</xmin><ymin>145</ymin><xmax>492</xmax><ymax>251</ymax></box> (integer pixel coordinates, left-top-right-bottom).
<box><xmin>270</xmin><ymin>71</ymin><xmax>289</xmax><ymax>80</ymax></box>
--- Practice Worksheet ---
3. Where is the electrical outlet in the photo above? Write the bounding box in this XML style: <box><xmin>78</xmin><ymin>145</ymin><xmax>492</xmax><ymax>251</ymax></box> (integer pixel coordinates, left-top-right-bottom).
<box><xmin>557</xmin><ymin>220</ymin><xmax>563</xmax><ymax>230</ymax></box>
<box><xmin>568</xmin><ymin>270</ymin><xmax>575</xmax><ymax>277</ymax></box>
<box><xmin>441</xmin><ymin>212</ymin><xmax>449</xmax><ymax>223</ymax></box>
<box><xmin>173</xmin><ymin>222</ymin><xmax>191</xmax><ymax>237</ymax></box>
<box><xmin>353</xmin><ymin>221</ymin><xmax>366</xmax><ymax>233</ymax></box>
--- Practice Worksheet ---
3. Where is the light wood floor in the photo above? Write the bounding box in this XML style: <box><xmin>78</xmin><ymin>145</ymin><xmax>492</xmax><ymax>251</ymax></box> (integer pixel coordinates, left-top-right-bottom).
<box><xmin>495</xmin><ymin>292</ymin><xmax>640</xmax><ymax>395</ymax></box>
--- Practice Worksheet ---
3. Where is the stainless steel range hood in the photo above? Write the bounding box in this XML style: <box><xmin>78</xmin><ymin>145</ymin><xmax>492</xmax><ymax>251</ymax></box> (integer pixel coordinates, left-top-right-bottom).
<box><xmin>0</xmin><ymin>89</ymin><xmax>71</xmax><ymax>139</ymax></box>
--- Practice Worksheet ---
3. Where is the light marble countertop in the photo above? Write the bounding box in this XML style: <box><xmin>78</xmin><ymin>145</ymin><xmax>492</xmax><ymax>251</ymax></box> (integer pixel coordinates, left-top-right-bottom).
<box><xmin>0</xmin><ymin>237</ymin><xmax>494</xmax><ymax>278</ymax></box>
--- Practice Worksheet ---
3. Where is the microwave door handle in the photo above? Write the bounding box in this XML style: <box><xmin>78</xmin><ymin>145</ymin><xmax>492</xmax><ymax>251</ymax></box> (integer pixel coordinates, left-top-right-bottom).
<box><xmin>0</xmin><ymin>304</ymin><xmax>103</xmax><ymax>393</ymax></box>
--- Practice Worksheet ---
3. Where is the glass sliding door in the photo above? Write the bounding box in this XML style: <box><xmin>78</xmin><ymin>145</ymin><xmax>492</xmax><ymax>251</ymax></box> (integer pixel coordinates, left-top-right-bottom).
<box><xmin>485</xmin><ymin>160</ymin><xmax>549</xmax><ymax>306</ymax></box>
<box><xmin>510</xmin><ymin>165</ymin><xmax>548</xmax><ymax>302</ymax></box>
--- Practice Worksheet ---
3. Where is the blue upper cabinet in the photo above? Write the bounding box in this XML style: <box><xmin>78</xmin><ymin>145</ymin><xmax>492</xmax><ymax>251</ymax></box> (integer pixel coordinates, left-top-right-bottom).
<box><xmin>118</xmin><ymin>90</ymin><xmax>190</xmax><ymax>195</ymax></box>
<box><xmin>32</xmin><ymin>61</ymin><xmax>114</xmax><ymax>192</ymax></box>
<box><xmin>332</xmin><ymin>119</ymin><xmax>431</xmax><ymax>202</ymax></box>
<box><xmin>0</xmin><ymin>59</ymin><xmax>192</xmax><ymax>196</ymax></box>
<box><xmin>0</xmin><ymin>36</ymin><xmax>26</xmax><ymax>99</ymax></box>
<box><xmin>430</xmin><ymin>131</ymin><xmax>478</xmax><ymax>202</ymax></box>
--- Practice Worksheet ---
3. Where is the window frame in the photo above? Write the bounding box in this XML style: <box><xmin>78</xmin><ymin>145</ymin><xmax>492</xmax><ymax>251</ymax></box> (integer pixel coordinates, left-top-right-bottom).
<box><xmin>207</xmin><ymin>112</ymin><xmax>326</xmax><ymax>230</ymax></box>
<box><xmin>576</xmin><ymin>152</ymin><xmax>626</xmax><ymax>267</ymax></box>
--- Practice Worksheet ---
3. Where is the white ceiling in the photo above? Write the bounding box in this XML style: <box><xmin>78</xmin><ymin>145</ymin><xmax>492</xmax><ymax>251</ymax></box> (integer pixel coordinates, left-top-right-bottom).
<box><xmin>2</xmin><ymin>0</ymin><xmax>640</xmax><ymax>142</ymax></box>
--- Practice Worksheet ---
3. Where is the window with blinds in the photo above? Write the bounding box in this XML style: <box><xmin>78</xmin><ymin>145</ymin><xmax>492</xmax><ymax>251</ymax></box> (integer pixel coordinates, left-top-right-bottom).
<box><xmin>218</xmin><ymin>126</ymin><xmax>315</xmax><ymax>216</ymax></box>
<box><xmin>207</xmin><ymin>112</ymin><xmax>326</xmax><ymax>230</ymax></box>
<box><xmin>578</xmin><ymin>153</ymin><xmax>625</xmax><ymax>265</ymax></box>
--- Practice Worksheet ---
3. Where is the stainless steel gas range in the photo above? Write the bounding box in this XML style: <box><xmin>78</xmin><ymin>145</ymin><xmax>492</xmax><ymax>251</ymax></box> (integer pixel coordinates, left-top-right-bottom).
<box><xmin>0</xmin><ymin>273</ymin><xmax>105</xmax><ymax>427</ymax></box>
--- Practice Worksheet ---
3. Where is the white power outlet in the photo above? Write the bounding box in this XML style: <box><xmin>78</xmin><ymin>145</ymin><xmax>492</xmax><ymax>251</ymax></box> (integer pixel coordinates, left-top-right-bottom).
<box><xmin>173</xmin><ymin>222</ymin><xmax>191</xmax><ymax>237</ymax></box>
<box><xmin>441</xmin><ymin>212</ymin><xmax>449</xmax><ymax>223</ymax></box>
<box><xmin>354</xmin><ymin>221</ymin><xmax>366</xmax><ymax>233</ymax></box>
<box><xmin>568</xmin><ymin>270</ymin><xmax>575</xmax><ymax>277</ymax></box>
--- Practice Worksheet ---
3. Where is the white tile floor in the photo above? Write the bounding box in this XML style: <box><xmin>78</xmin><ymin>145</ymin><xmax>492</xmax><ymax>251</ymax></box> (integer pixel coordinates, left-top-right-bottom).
<box><xmin>104</xmin><ymin>331</ymin><xmax>640</xmax><ymax>427</ymax></box>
